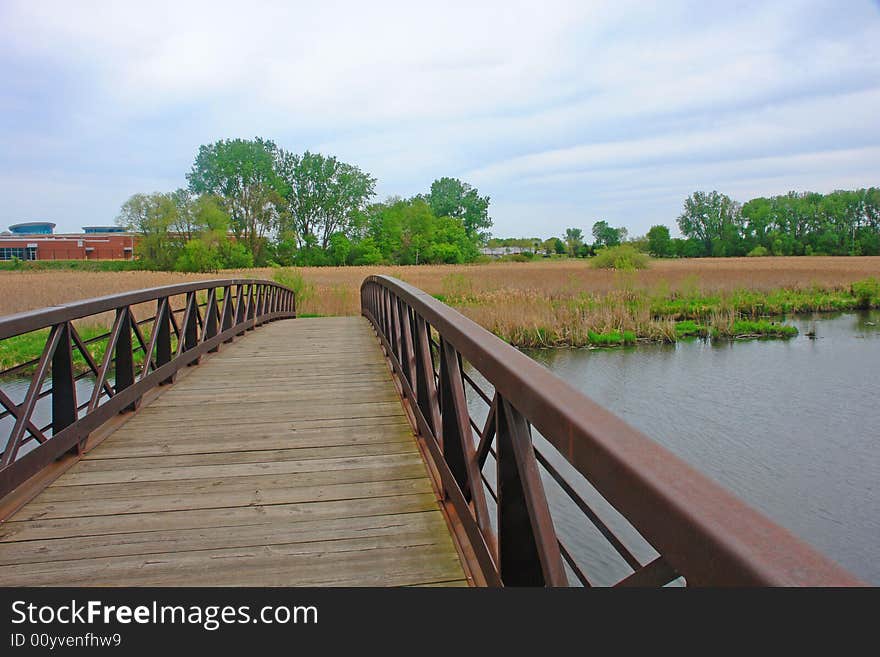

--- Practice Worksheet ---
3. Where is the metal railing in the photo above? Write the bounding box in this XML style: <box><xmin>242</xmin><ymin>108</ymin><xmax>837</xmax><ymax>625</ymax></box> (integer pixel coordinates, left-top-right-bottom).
<box><xmin>0</xmin><ymin>279</ymin><xmax>296</xmax><ymax>499</ymax></box>
<box><xmin>361</xmin><ymin>275</ymin><xmax>862</xmax><ymax>586</ymax></box>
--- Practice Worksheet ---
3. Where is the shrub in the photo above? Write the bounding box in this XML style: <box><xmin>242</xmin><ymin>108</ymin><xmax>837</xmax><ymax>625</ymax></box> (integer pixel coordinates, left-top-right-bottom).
<box><xmin>747</xmin><ymin>246</ymin><xmax>770</xmax><ymax>257</ymax></box>
<box><xmin>852</xmin><ymin>277</ymin><xmax>880</xmax><ymax>308</ymax></box>
<box><xmin>590</xmin><ymin>245</ymin><xmax>649</xmax><ymax>270</ymax></box>
<box><xmin>175</xmin><ymin>239</ymin><xmax>223</xmax><ymax>273</ymax></box>
<box><xmin>272</xmin><ymin>268</ymin><xmax>315</xmax><ymax>308</ymax></box>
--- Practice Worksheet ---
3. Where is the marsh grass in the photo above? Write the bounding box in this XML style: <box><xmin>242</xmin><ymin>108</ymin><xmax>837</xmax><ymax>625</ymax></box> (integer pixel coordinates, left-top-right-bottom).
<box><xmin>0</xmin><ymin>323</ymin><xmax>160</xmax><ymax>375</ymax></box>
<box><xmin>2</xmin><ymin>258</ymin><xmax>878</xmax><ymax>351</ymax></box>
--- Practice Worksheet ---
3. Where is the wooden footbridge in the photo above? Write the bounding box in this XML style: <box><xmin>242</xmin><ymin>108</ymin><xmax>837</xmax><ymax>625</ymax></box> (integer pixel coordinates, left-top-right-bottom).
<box><xmin>0</xmin><ymin>278</ymin><xmax>862</xmax><ymax>586</ymax></box>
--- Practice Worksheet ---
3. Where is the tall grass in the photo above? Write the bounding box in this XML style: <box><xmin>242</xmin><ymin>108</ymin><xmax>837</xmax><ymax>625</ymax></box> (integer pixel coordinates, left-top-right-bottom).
<box><xmin>2</xmin><ymin>258</ymin><xmax>878</xmax><ymax>349</ymax></box>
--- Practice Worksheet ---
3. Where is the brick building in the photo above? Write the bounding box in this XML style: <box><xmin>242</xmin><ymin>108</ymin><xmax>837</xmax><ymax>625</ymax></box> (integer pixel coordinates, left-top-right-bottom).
<box><xmin>0</xmin><ymin>222</ymin><xmax>136</xmax><ymax>261</ymax></box>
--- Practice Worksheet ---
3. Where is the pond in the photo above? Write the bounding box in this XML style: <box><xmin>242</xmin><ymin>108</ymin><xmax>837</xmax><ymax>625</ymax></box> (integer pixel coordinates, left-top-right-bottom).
<box><xmin>522</xmin><ymin>310</ymin><xmax>880</xmax><ymax>584</ymax></box>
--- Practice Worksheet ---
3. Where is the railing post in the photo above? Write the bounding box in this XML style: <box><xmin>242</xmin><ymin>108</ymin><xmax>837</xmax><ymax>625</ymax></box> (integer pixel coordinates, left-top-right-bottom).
<box><xmin>246</xmin><ymin>284</ymin><xmax>256</xmax><ymax>329</ymax></box>
<box><xmin>205</xmin><ymin>288</ymin><xmax>219</xmax><ymax>353</ymax></box>
<box><xmin>389</xmin><ymin>294</ymin><xmax>400</xmax><ymax>364</ymax></box>
<box><xmin>496</xmin><ymin>395</ymin><xmax>566</xmax><ymax>586</ymax></box>
<box><xmin>235</xmin><ymin>284</ymin><xmax>246</xmax><ymax>335</ymax></box>
<box><xmin>438</xmin><ymin>339</ymin><xmax>493</xmax><ymax>535</ymax></box>
<box><xmin>184</xmin><ymin>291</ymin><xmax>199</xmax><ymax>364</ymax></box>
<box><xmin>115</xmin><ymin>307</ymin><xmax>136</xmax><ymax>412</ymax></box>
<box><xmin>397</xmin><ymin>299</ymin><xmax>416</xmax><ymax>387</ymax></box>
<box><xmin>221</xmin><ymin>285</ymin><xmax>234</xmax><ymax>343</ymax></box>
<box><xmin>52</xmin><ymin>322</ymin><xmax>77</xmax><ymax>441</ymax></box>
<box><xmin>255</xmin><ymin>284</ymin><xmax>264</xmax><ymax>321</ymax></box>
<box><xmin>156</xmin><ymin>297</ymin><xmax>173</xmax><ymax>384</ymax></box>
<box><xmin>413</xmin><ymin>316</ymin><xmax>441</xmax><ymax>442</ymax></box>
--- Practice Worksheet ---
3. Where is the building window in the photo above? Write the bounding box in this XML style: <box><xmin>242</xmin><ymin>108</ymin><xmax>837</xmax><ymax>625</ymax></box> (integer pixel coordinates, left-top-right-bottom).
<box><xmin>0</xmin><ymin>247</ymin><xmax>37</xmax><ymax>261</ymax></box>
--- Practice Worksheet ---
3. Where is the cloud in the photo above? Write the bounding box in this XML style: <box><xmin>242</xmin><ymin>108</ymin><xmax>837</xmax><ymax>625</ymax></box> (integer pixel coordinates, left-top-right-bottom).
<box><xmin>1</xmin><ymin>0</ymin><xmax>878</xmax><ymax>235</ymax></box>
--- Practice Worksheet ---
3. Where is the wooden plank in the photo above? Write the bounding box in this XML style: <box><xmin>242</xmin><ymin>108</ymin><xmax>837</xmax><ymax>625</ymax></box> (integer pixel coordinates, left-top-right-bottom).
<box><xmin>104</xmin><ymin>415</ymin><xmax>411</xmax><ymax>440</ymax></box>
<box><xmin>0</xmin><ymin>316</ymin><xmax>466</xmax><ymax>587</ymax></box>
<box><xmin>32</xmin><ymin>464</ymin><xmax>431</xmax><ymax>504</ymax></box>
<box><xmin>0</xmin><ymin>541</ymin><xmax>465</xmax><ymax>587</ymax></box>
<box><xmin>129</xmin><ymin>401</ymin><xmax>407</xmax><ymax>424</ymax></box>
<box><xmin>83</xmin><ymin>426</ymin><xmax>414</xmax><ymax>458</ymax></box>
<box><xmin>0</xmin><ymin>492</ymin><xmax>440</xmax><ymax>542</ymax></box>
<box><xmin>17</xmin><ymin>472</ymin><xmax>435</xmax><ymax>519</ymax></box>
<box><xmin>53</xmin><ymin>452</ymin><xmax>426</xmax><ymax>487</ymax></box>
<box><xmin>78</xmin><ymin>442</ymin><xmax>419</xmax><ymax>471</ymax></box>
<box><xmin>0</xmin><ymin>510</ymin><xmax>451</xmax><ymax>566</ymax></box>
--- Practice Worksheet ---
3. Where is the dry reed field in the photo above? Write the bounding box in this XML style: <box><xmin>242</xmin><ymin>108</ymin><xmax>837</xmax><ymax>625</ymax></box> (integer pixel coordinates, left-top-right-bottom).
<box><xmin>1</xmin><ymin>257</ymin><xmax>878</xmax><ymax>346</ymax></box>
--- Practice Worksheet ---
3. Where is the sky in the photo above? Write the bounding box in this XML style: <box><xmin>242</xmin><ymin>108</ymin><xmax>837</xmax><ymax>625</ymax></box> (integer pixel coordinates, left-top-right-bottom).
<box><xmin>1</xmin><ymin>0</ymin><xmax>879</xmax><ymax>238</ymax></box>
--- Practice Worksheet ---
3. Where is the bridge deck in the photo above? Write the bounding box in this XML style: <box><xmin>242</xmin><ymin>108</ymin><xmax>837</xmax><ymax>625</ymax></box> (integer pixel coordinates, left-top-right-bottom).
<box><xmin>0</xmin><ymin>317</ymin><xmax>467</xmax><ymax>586</ymax></box>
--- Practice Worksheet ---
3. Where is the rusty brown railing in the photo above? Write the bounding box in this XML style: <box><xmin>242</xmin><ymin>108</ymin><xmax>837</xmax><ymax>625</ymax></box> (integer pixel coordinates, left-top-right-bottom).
<box><xmin>0</xmin><ymin>279</ymin><xmax>296</xmax><ymax>499</ymax></box>
<box><xmin>361</xmin><ymin>275</ymin><xmax>862</xmax><ymax>586</ymax></box>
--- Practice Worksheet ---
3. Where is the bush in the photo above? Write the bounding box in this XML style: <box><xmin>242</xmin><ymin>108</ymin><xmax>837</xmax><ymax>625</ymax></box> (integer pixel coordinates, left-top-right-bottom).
<box><xmin>272</xmin><ymin>268</ymin><xmax>316</xmax><ymax>308</ymax></box>
<box><xmin>175</xmin><ymin>239</ymin><xmax>223</xmax><ymax>273</ymax></box>
<box><xmin>590</xmin><ymin>245</ymin><xmax>649</xmax><ymax>270</ymax></box>
<box><xmin>222</xmin><ymin>242</ymin><xmax>254</xmax><ymax>268</ymax></box>
<box><xmin>498</xmin><ymin>253</ymin><xmax>531</xmax><ymax>263</ymax></box>
<box><xmin>747</xmin><ymin>246</ymin><xmax>770</xmax><ymax>257</ymax></box>
<box><xmin>852</xmin><ymin>278</ymin><xmax>880</xmax><ymax>308</ymax></box>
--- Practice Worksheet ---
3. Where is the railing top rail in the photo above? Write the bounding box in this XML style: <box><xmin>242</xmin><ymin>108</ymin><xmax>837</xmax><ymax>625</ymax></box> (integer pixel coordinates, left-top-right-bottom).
<box><xmin>361</xmin><ymin>275</ymin><xmax>862</xmax><ymax>586</ymax></box>
<box><xmin>0</xmin><ymin>278</ymin><xmax>280</xmax><ymax>340</ymax></box>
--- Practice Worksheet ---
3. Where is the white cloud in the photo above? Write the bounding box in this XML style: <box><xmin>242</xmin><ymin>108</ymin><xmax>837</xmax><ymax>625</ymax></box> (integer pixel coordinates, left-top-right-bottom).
<box><xmin>1</xmin><ymin>0</ymin><xmax>878</xmax><ymax>234</ymax></box>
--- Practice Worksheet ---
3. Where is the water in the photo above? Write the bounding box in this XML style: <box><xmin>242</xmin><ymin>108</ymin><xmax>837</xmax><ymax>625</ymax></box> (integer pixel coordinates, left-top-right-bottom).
<box><xmin>521</xmin><ymin>310</ymin><xmax>880</xmax><ymax>584</ymax></box>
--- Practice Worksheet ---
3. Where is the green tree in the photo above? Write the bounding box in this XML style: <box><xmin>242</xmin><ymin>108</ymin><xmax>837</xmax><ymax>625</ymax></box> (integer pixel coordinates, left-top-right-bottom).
<box><xmin>425</xmin><ymin>177</ymin><xmax>492</xmax><ymax>241</ymax></box>
<box><xmin>591</xmin><ymin>220</ymin><xmax>623</xmax><ymax>248</ymax></box>
<box><xmin>564</xmin><ymin>228</ymin><xmax>584</xmax><ymax>257</ymax></box>
<box><xmin>175</xmin><ymin>239</ymin><xmax>224</xmax><ymax>273</ymax></box>
<box><xmin>328</xmin><ymin>232</ymin><xmax>352</xmax><ymax>266</ymax></box>
<box><xmin>646</xmin><ymin>225</ymin><xmax>672</xmax><ymax>257</ymax></box>
<box><xmin>677</xmin><ymin>191</ymin><xmax>743</xmax><ymax>255</ymax></box>
<box><xmin>366</xmin><ymin>197</ymin><xmax>477</xmax><ymax>265</ymax></box>
<box><xmin>115</xmin><ymin>192</ymin><xmax>179</xmax><ymax>269</ymax></box>
<box><xmin>186</xmin><ymin>137</ymin><xmax>283</xmax><ymax>262</ymax></box>
<box><xmin>277</xmin><ymin>150</ymin><xmax>376</xmax><ymax>250</ymax></box>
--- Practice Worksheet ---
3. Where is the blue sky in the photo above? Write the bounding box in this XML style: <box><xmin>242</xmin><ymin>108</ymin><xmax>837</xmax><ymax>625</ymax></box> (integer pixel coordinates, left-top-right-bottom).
<box><xmin>1</xmin><ymin>0</ymin><xmax>879</xmax><ymax>237</ymax></box>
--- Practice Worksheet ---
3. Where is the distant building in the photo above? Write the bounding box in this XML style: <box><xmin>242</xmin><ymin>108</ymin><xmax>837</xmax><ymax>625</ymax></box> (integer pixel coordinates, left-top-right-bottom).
<box><xmin>82</xmin><ymin>226</ymin><xmax>127</xmax><ymax>234</ymax></box>
<box><xmin>479</xmin><ymin>246</ymin><xmax>527</xmax><ymax>257</ymax></box>
<box><xmin>8</xmin><ymin>221</ymin><xmax>56</xmax><ymax>235</ymax></box>
<box><xmin>0</xmin><ymin>223</ymin><xmax>136</xmax><ymax>261</ymax></box>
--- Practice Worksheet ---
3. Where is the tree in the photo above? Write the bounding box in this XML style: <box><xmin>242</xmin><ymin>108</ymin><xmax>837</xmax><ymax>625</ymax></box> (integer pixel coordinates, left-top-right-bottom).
<box><xmin>592</xmin><ymin>220</ymin><xmax>623</xmax><ymax>248</ymax></box>
<box><xmin>186</xmin><ymin>137</ymin><xmax>283</xmax><ymax>262</ymax></box>
<box><xmin>277</xmin><ymin>150</ymin><xmax>376</xmax><ymax>250</ymax></box>
<box><xmin>425</xmin><ymin>177</ymin><xmax>492</xmax><ymax>241</ymax></box>
<box><xmin>115</xmin><ymin>192</ymin><xmax>179</xmax><ymax>269</ymax></box>
<box><xmin>677</xmin><ymin>190</ymin><xmax>743</xmax><ymax>255</ymax></box>
<box><xmin>366</xmin><ymin>197</ymin><xmax>476</xmax><ymax>265</ymax></box>
<box><xmin>646</xmin><ymin>225</ymin><xmax>672</xmax><ymax>257</ymax></box>
<box><xmin>564</xmin><ymin>228</ymin><xmax>584</xmax><ymax>257</ymax></box>
<box><xmin>328</xmin><ymin>232</ymin><xmax>352</xmax><ymax>266</ymax></box>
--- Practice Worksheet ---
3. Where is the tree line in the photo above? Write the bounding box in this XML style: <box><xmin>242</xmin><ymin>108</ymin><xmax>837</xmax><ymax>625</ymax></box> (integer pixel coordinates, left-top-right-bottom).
<box><xmin>662</xmin><ymin>188</ymin><xmax>880</xmax><ymax>257</ymax></box>
<box><xmin>116</xmin><ymin>137</ymin><xmax>492</xmax><ymax>271</ymax></box>
<box><xmin>512</xmin><ymin>187</ymin><xmax>880</xmax><ymax>260</ymax></box>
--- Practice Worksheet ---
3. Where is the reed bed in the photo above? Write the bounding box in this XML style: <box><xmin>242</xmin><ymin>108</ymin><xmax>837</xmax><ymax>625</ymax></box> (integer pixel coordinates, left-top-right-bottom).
<box><xmin>1</xmin><ymin>257</ymin><xmax>878</xmax><ymax>350</ymax></box>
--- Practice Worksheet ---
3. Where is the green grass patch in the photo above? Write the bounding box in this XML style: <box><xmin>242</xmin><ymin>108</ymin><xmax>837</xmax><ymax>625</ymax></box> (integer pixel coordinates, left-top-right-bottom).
<box><xmin>0</xmin><ymin>259</ymin><xmax>147</xmax><ymax>272</ymax></box>
<box><xmin>674</xmin><ymin>320</ymin><xmax>709</xmax><ymax>337</ymax></box>
<box><xmin>587</xmin><ymin>330</ymin><xmax>637</xmax><ymax>346</ymax></box>
<box><xmin>0</xmin><ymin>324</ymin><xmax>160</xmax><ymax>375</ymax></box>
<box><xmin>713</xmin><ymin>320</ymin><xmax>798</xmax><ymax>339</ymax></box>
